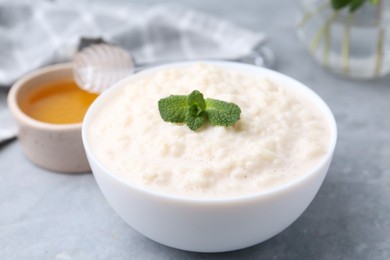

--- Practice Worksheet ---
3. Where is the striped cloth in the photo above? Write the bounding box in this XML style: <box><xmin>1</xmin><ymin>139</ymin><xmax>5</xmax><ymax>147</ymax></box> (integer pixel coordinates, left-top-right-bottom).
<box><xmin>0</xmin><ymin>1</ymin><xmax>265</xmax><ymax>86</ymax></box>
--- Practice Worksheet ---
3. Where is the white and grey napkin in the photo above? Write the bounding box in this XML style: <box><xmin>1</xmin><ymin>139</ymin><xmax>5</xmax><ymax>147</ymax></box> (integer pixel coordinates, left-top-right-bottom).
<box><xmin>0</xmin><ymin>1</ymin><xmax>267</xmax><ymax>143</ymax></box>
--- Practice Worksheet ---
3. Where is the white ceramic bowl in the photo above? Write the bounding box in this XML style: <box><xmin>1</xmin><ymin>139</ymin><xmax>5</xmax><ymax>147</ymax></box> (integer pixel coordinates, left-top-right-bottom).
<box><xmin>82</xmin><ymin>61</ymin><xmax>337</xmax><ymax>252</ymax></box>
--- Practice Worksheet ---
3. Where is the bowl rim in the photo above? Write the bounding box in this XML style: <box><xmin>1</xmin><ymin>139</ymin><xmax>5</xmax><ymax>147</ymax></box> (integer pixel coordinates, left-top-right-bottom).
<box><xmin>82</xmin><ymin>61</ymin><xmax>338</xmax><ymax>203</ymax></box>
<box><xmin>7</xmin><ymin>62</ymin><xmax>83</xmax><ymax>131</ymax></box>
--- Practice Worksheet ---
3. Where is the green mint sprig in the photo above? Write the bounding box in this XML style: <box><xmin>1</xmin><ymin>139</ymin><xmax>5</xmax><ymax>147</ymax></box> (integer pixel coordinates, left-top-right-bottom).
<box><xmin>331</xmin><ymin>0</ymin><xmax>378</xmax><ymax>12</ymax></box>
<box><xmin>158</xmin><ymin>90</ymin><xmax>241</xmax><ymax>131</ymax></box>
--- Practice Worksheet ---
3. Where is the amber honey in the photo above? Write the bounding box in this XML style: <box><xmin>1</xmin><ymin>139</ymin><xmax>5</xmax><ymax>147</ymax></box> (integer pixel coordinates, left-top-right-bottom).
<box><xmin>20</xmin><ymin>79</ymin><xmax>98</xmax><ymax>124</ymax></box>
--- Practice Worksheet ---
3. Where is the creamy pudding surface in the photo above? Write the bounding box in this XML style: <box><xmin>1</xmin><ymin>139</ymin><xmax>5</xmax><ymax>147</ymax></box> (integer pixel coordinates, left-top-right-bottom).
<box><xmin>88</xmin><ymin>63</ymin><xmax>331</xmax><ymax>198</ymax></box>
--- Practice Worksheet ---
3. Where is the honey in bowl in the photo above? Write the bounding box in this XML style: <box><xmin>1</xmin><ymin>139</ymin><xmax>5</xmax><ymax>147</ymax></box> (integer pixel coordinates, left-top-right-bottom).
<box><xmin>20</xmin><ymin>79</ymin><xmax>98</xmax><ymax>124</ymax></box>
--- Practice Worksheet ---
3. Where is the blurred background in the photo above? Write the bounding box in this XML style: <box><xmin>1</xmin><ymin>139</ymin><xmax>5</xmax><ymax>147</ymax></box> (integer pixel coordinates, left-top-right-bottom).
<box><xmin>1</xmin><ymin>0</ymin><xmax>389</xmax><ymax>259</ymax></box>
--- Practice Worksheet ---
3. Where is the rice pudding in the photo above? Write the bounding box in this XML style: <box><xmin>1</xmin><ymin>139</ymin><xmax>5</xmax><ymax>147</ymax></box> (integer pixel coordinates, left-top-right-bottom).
<box><xmin>87</xmin><ymin>63</ymin><xmax>331</xmax><ymax>198</ymax></box>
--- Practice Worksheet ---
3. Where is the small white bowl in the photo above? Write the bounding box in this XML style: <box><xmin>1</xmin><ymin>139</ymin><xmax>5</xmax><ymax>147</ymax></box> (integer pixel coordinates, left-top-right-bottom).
<box><xmin>8</xmin><ymin>63</ymin><xmax>91</xmax><ymax>173</ymax></box>
<box><xmin>82</xmin><ymin>61</ymin><xmax>337</xmax><ymax>252</ymax></box>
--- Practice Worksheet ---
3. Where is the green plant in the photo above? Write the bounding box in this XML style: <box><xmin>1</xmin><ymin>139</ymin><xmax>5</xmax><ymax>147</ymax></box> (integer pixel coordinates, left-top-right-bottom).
<box><xmin>331</xmin><ymin>0</ymin><xmax>378</xmax><ymax>12</ymax></box>
<box><xmin>299</xmin><ymin>0</ymin><xmax>384</xmax><ymax>76</ymax></box>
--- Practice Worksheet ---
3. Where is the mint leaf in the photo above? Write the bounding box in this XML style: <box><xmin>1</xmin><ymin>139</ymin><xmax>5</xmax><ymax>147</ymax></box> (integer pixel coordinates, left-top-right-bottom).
<box><xmin>188</xmin><ymin>90</ymin><xmax>206</xmax><ymax>111</ymax></box>
<box><xmin>158</xmin><ymin>95</ymin><xmax>188</xmax><ymax>123</ymax></box>
<box><xmin>205</xmin><ymin>98</ymin><xmax>241</xmax><ymax>127</ymax></box>
<box><xmin>185</xmin><ymin>91</ymin><xmax>207</xmax><ymax>130</ymax></box>
<box><xmin>185</xmin><ymin>110</ymin><xmax>206</xmax><ymax>131</ymax></box>
<box><xmin>158</xmin><ymin>90</ymin><xmax>241</xmax><ymax>131</ymax></box>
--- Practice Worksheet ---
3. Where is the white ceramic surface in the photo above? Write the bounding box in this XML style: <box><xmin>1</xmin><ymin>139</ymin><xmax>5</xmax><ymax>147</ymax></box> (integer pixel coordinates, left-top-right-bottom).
<box><xmin>8</xmin><ymin>63</ymin><xmax>91</xmax><ymax>173</ymax></box>
<box><xmin>82</xmin><ymin>61</ymin><xmax>337</xmax><ymax>252</ymax></box>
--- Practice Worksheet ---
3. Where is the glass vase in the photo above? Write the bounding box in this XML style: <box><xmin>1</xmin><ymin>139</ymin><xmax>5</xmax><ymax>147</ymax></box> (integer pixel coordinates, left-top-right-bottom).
<box><xmin>297</xmin><ymin>0</ymin><xmax>390</xmax><ymax>79</ymax></box>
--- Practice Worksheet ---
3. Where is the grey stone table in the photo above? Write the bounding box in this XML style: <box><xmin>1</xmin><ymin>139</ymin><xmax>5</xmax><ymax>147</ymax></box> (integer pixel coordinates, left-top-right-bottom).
<box><xmin>1</xmin><ymin>0</ymin><xmax>390</xmax><ymax>259</ymax></box>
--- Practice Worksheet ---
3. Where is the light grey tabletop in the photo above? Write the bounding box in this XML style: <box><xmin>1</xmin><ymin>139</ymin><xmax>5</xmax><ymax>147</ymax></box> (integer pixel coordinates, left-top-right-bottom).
<box><xmin>1</xmin><ymin>0</ymin><xmax>390</xmax><ymax>259</ymax></box>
